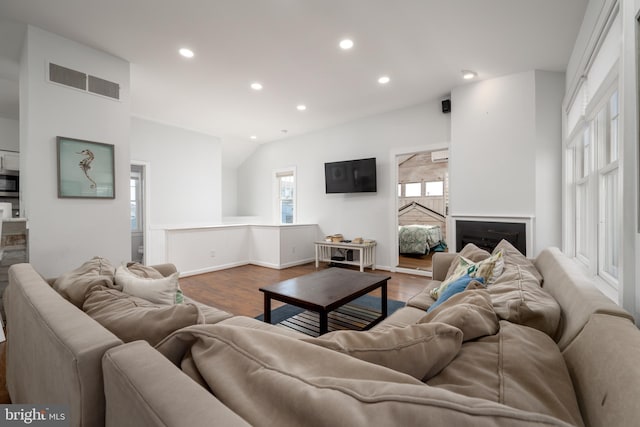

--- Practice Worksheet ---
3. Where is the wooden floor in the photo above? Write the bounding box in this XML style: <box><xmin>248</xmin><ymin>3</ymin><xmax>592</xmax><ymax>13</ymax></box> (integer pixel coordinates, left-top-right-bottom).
<box><xmin>0</xmin><ymin>262</ymin><xmax>430</xmax><ymax>404</ymax></box>
<box><xmin>180</xmin><ymin>262</ymin><xmax>428</xmax><ymax>318</ymax></box>
<box><xmin>398</xmin><ymin>252</ymin><xmax>434</xmax><ymax>270</ymax></box>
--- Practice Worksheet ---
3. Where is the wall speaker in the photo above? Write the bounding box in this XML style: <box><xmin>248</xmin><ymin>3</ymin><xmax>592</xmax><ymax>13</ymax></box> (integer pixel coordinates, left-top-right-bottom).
<box><xmin>441</xmin><ymin>99</ymin><xmax>451</xmax><ymax>113</ymax></box>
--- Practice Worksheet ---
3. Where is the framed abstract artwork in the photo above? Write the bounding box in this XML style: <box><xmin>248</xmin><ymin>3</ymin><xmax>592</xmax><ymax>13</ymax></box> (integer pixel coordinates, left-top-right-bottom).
<box><xmin>57</xmin><ymin>136</ymin><xmax>115</xmax><ymax>199</ymax></box>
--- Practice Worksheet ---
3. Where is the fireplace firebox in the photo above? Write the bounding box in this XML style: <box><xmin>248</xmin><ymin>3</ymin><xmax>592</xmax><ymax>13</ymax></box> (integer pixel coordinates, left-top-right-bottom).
<box><xmin>455</xmin><ymin>220</ymin><xmax>526</xmax><ymax>256</ymax></box>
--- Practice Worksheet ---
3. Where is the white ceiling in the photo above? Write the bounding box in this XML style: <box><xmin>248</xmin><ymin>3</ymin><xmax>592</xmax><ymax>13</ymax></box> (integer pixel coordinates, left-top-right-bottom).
<box><xmin>0</xmin><ymin>0</ymin><xmax>586</xmax><ymax>146</ymax></box>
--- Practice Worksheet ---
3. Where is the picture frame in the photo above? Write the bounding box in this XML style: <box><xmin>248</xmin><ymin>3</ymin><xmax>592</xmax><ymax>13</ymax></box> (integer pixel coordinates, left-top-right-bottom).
<box><xmin>57</xmin><ymin>136</ymin><xmax>115</xmax><ymax>199</ymax></box>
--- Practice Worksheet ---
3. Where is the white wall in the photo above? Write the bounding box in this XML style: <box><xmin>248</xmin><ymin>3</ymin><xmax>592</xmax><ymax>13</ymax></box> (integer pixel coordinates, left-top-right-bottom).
<box><xmin>0</xmin><ymin>116</ymin><xmax>18</xmax><ymax>151</ymax></box>
<box><xmin>237</xmin><ymin>100</ymin><xmax>451</xmax><ymax>269</ymax></box>
<box><xmin>534</xmin><ymin>71</ymin><xmax>565</xmax><ymax>252</ymax></box>
<box><xmin>130</xmin><ymin>117</ymin><xmax>223</xmax><ymax>265</ymax></box>
<box><xmin>130</xmin><ymin>117</ymin><xmax>222</xmax><ymax>226</ymax></box>
<box><xmin>20</xmin><ymin>26</ymin><xmax>131</xmax><ymax>277</ymax></box>
<box><xmin>451</xmin><ymin>70</ymin><xmax>564</xmax><ymax>255</ymax></box>
<box><xmin>222</xmin><ymin>165</ymin><xmax>237</xmax><ymax>217</ymax></box>
<box><xmin>451</xmin><ymin>72</ymin><xmax>537</xmax><ymax>217</ymax></box>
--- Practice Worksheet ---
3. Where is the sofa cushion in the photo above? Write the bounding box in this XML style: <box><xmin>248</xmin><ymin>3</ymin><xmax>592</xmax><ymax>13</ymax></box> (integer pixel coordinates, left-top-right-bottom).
<box><xmin>488</xmin><ymin>265</ymin><xmax>561</xmax><ymax>338</ymax></box>
<box><xmin>83</xmin><ymin>287</ymin><xmax>204</xmax><ymax>346</ymax></box>
<box><xmin>125</xmin><ymin>262</ymin><xmax>165</xmax><ymax>279</ymax></box>
<box><xmin>493</xmin><ymin>239</ymin><xmax>543</xmax><ymax>282</ymax></box>
<box><xmin>428</xmin><ymin>275</ymin><xmax>484</xmax><ymax>313</ymax></box>
<box><xmin>302</xmin><ymin>322</ymin><xmax>463</xmax><ymax>381</ymax></box>
<box><xmin>115</xmin><ymin>265</ymin><xmax>183</xmax><ymax>305</ymax></box>
<box><xmin>52</xmin><ymin>256</ymin><xmax>117</xmax><ymax>307</ymax></box>
<box><xmin>405</xmin><ymin>280</ymin><xmax>439</xmax><ymax>310</ymax></box>
<box><xmin>370</xmin><ymin>306</ymin><xmax>431</xmax><ymax>332</ymax></box>
<box><xmin>428</xmin><ymin>320</ymin><xmax>584</xmax><ymax>427</ymax></box>
<box><xmin>419</xmin><ymin>289</ymin><xmax>499</xmax><ymax>342</ymax></box>
<box><xmin>156</xmin><ymin>324</ymin><xmax>574</xmax><ymax>427</ymax></box>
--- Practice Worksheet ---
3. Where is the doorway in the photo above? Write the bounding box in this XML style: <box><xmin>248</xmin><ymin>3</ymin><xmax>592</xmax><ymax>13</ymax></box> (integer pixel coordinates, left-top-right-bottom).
<box><xmin>130</xmin><ymin>164</ymin><xmax>146</xmax><ymax>264</ymax></box>
<box><xmin>396</xmin><ymin>150</ymin><xmax>449</xmax><ymax>272</ymax></box>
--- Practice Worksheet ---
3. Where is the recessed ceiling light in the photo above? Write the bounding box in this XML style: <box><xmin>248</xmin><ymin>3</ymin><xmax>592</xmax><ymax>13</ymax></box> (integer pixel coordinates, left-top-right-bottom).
<box><xmin>462</xmin><ymin>70</ymin><xmax>477</xmax><ymax>80</ymax></box>
<box><xmin>339</xmin><ymin>39</ymin><xmax>354</xmax><ymax>50</ymax></box>
<box><xmin>250</xmin><ymin>135</ymin><xmax>257</xmax><ymax>140</ymax></box>
<box><xmin>378</xmin><ymin>76</ymin><xmax>390</xmax><ymax>85</ymax></box>
<box><xmin>297</xmin><ymin>105</ymin><xmax>307</xmax><ymax>111</ymax></box>
<box><xmin>179</xmin><ymin>48</ymin><xmax>194</xmax><ymax>58</ymax></box>
<box><xmin>250</xmin><ymin>82</ymin><xmax>263</xmax><ymax>91</ymax></box>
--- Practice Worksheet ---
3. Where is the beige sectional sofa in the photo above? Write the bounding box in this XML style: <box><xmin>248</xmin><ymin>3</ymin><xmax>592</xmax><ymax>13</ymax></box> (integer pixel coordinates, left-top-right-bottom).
<box><xmin>4</xmin><ymin>243</ymin><xmax>640</xmax><ymax>427</ymax></box>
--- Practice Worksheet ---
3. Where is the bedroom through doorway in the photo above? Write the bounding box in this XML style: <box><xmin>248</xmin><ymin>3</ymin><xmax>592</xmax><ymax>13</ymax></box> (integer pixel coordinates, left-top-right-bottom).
<box><xmin>396</xmin><ymin>150</ymin><xmax>449</xmax><ymax>272</ymax></box>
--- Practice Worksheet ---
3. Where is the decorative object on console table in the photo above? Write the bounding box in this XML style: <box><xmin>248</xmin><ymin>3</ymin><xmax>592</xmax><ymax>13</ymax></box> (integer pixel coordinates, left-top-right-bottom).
<box><xmin>57</xmin><ymin>136</ymin><xmax>115</xmax><ymax>199</ymax></box>
<box><xmin>315</xmin><ymin>239</ymin><xmax>376</xmax><ymax>272</ymax></box>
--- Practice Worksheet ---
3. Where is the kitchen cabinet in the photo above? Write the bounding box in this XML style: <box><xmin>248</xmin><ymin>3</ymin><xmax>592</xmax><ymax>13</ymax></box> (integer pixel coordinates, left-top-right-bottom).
<box><xmin>0</xmin><ymin>151</ymin><xmax>19</xmax><ymax>171</ymax></box>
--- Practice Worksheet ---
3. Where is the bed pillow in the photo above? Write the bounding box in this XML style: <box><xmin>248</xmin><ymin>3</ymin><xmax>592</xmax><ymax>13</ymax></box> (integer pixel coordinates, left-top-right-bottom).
<box><xmin>52</xmin><ymin>256</ymin><xmax>117</xmax><ymax>307</ymax></box>
<box><xmin>115</xmin><ymin>265</ymin><xmax>183</xmax><ymax>305</ymax></box>
<box><xmin>302</xmin><ymin>322</ymin><xmax>462</xmax><ymax>381</ymax></box>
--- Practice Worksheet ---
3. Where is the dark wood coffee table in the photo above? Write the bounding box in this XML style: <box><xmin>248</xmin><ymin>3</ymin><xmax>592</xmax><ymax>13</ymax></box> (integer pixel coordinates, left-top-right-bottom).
<box><xmin>259</xmin><ymin>268</ymin><xmax>391</xmax><ymax>335</ymax></box>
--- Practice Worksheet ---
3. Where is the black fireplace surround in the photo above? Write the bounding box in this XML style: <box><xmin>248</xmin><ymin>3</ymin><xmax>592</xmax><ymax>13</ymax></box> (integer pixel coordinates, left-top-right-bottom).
<box><xmin>455</xmin><ymin>220</ymin><xmax>526</xmax><ymax>256</ymax></box>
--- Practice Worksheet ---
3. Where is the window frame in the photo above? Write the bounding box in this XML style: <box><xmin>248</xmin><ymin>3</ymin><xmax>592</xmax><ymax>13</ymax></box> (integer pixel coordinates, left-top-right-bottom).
<box><xmin>274</xmin><ymin>167</ymin><xmax>296</xmax><ymax>225</ymax></box>
<box><xmin>566</xmin><ymin>80</ymin><xmax>620</xmax><ymax>293</ymax></box>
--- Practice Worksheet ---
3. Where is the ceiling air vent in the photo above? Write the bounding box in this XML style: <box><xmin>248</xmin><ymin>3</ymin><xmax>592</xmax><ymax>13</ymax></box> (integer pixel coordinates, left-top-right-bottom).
<box><xmin>49</xmin><ymin>63</ymin><xmax>86</xmax><ymax>91</ymax></box>
<box><xmin>88</xmin><ymin>75</ymin><xmax>120</xmax><ymax>100</ymax></box>
<box><xmin>48</xmin><ymin>62</ymin><xmax>120</xmax><ymax>100</ymax></box>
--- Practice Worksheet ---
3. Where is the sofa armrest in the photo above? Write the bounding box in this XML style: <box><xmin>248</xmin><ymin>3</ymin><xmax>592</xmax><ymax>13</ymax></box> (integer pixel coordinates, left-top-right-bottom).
<box><xmin>5</xmin><ymin>263</ymin><xmax>123</xmax><ymax>427</ymax></box>
<box><xmin>103</xmin><ymin>341</ymin><xmax>249</xmax><ymax>427</ymax></box>
<box><xmin>562</xmin><ymin>314</ymin><xmax>640</xmax><ymax>427</ymax></box>
<box><xmin>150</xmin><ymin>263</ymin><xmax>178</xmax><ymax>278</ymax></box>
<box><xmin>432</xmin><ymin>253</ymin><xmax>457</xmax><ymax>281</ymax></box>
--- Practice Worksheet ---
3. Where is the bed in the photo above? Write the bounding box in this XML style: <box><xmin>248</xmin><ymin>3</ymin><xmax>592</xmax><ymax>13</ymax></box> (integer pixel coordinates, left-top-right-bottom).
<box><xmin>398</xmin><ymin>224</ymin><xmax>447</xmax><ymax>255</ymax></box>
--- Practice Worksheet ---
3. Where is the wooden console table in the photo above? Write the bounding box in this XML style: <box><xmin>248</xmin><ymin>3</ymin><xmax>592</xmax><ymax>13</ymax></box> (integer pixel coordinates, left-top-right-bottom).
<box><xmin>314</xmin><ymin>240</ymin><xmax>376</xmax><ymax>272</ymax></box>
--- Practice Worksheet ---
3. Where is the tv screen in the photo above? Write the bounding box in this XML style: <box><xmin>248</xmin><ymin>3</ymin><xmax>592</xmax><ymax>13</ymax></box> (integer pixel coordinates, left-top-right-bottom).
<box><xmin>325</xmin><ymin>158</ymin><xmax>377</xmax><ymax>193</ymax></box>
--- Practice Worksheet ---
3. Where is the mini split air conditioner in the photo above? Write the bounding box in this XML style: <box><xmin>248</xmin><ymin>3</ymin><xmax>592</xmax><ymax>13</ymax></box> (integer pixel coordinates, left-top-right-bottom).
<box><xmin>431</xmin><ymin>150</ymin><xmax>449</xmax><ymax>163</ymax></box>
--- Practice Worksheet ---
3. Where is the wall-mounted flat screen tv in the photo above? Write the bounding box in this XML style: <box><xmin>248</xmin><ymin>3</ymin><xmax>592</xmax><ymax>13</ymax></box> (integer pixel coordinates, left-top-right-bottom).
<box><xmin>325</xmin><ymin>157</ymin><xmax>377</xmax><ymax>193</ymax></box>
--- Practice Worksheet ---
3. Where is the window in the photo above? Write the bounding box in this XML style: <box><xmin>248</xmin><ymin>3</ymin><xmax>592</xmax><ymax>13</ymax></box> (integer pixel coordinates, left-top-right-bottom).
<box><xmin>597</xmin><ymin>90</ymin><xmax>620</xmax><ymax>283</ymax></box>
<box><xmin>404</xmin><ymin>182</ymin><xmax>421</xmax><ymax>197</ymax></box>
<box><xmin>130</xmin><ymin>171</ymin><xmax>143</xmax><ymax>232</ymax></box>
<box><xmin>568</xmin><ymin>88</ymin><xmax>620</xmax><ymax>289</ymax></box>
<box><xmin>276</xmin><ymin>170</ymin><xmax>295</xmax><ymax>224</ymax></box>
<box><xmin>425</xmin><ymin>181</ymin><xmax>444</xmax><ymax>196</ymax></box>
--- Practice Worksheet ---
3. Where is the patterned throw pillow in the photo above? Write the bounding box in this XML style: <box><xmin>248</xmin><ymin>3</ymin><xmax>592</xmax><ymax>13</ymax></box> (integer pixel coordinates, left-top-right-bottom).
<box><xmin>430</xmin><ymin>250</ymin><xmax>504</xmax><ymax>299</ymax></box>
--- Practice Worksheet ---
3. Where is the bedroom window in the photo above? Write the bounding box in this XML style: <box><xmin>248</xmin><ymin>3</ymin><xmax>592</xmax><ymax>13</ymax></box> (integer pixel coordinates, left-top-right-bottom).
<box><xmin>404</xmin><ymin>182</ymin><xmax>421</xmax><ymax>197</ymax></box>
<box><xmin>276</xmin><ymin>169</ymin><xmax>295</xmax><ymax>224</ymax></box>
<box><xmin>425</xmin><ymin>181</ymin><xmax>444</xmax><ymax>196</ymax></box>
